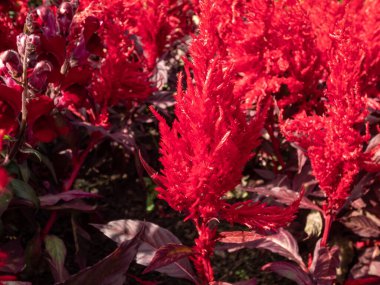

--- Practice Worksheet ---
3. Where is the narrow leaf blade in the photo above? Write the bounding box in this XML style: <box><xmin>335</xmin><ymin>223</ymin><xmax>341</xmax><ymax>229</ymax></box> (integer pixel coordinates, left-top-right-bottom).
<box><xmin>44</xmin><ymin>235</ymin><xmax>69</xmax><ymax>282</ymax></box>
<box><xmin>143</xmin><ymin>243</ymin><xmax>193</xmax><ymax>274</ymax></box>
<box><xmin>58</xmin><ymin>224</ymin><xmax>144</xmax><ymax>285</ymax></box>
<box><xmin>91</xmin><ymin>219</ymin><xmax>197</xmax><ymax>283</ymax></box>
<box><xmin>262</xmin><ymin>261</ymin><xmax>313</xmax><ymax>285</ymax></box>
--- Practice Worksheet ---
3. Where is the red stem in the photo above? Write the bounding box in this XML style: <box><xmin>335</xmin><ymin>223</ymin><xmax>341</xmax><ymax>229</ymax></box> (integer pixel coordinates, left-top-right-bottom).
<box><xmin>321</xmin><ymin>211</ymin><xmax>333</xmax><ymax>247</ymax></box>
<box><xmin>41</xmin><ymin>211</ymin><xmax>57</xmax><ymax>239</ymax></box>
<box><xmin>41</xmin><ymin>137</ymin><xmax>101</xmax><ymax>240</ymax></box>
<box><xmin>193</xmin><ymin>220</ymin><xmax>215</xmax><ymax>284</ymax></box>
<box><xmin>267</xmin><ymin>114</ymin><xmax>285</xmax><ymax>172</ymax></box>
<box><xmin>63</xmin><ymin>138</ymin><xmax>99</xmax><ymax>192</ymax></box>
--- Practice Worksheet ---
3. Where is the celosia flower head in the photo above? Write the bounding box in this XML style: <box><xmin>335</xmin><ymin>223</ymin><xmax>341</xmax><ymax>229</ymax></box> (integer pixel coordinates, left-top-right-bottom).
<box><xmin>281</xmin><ymin>21</ymin><xmax>368</xmax><ymax>214</ymax></box>
<box><xmin>151</xmin><ymin>0</ymin><xmax>301</xmax><ymax>231</ymax></box>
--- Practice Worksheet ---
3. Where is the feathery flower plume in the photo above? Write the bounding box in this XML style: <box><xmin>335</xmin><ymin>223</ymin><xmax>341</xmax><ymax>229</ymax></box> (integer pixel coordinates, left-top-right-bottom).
<box><xmin>149</xmin><ymin>0</ymin><xmax>302</xmax><ymax>282</ymax></box>
<box><xmin>281</xmin><ymin>18</ymin><xmax>368</xmax><ymax>245</ymax></box>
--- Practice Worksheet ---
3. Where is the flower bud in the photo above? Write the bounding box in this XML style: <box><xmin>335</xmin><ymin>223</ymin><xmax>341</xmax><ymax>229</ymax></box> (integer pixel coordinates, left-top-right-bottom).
<box><xmin>16</xmin><ymin>34</ymin><xmax>27</xmax><ymax>56</ymax></box>
<box><xmin>37</xmin><ymin>6</ymin><xmax>59</xmax><ymax>37</ymax></box>
<box><xmin>29</xmin><ymin>60</ymin><xmax>53</xmax><ymax>91</ymax></box>
<box><xmin>0</xmin><ymin>50</ymin><xmax>22</xmax><ymax>76</ymax></box>
<box><xmin>17</xmin><ymin>34</ymin><xmax>41</xmax><ymax>57</ymax></box>
<box><xmin>58</xmin><ymin>2</ymin><xmax>74</xmax><ymax>36</ymax></box>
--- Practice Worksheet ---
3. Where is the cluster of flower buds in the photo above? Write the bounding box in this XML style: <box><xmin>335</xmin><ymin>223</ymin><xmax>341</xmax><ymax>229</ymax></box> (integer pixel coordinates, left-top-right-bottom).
<box><xmin>0</xmin><ymin>1</ymin><xmax>98</xmax><ymax>143</ymax></box>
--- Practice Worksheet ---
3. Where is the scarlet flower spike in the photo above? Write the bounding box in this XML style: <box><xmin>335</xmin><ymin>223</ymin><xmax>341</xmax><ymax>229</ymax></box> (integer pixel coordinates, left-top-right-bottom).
<box><xmin>281</xmin><ymin>16</ymin><xmax>369</xmax><ymax>220</ymax></box>
<box><xmin>150</xmin><ymin>0</ymin><xmax>301</xmax><ymax>283</ymax></box>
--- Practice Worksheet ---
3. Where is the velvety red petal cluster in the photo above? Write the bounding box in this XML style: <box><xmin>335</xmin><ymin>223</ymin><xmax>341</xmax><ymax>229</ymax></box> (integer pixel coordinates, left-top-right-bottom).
<box><xmin>152</xmin><ymin>0</ymin><xmax>301</xmax><ymax>232</ymax></box>
<box><xmin>281</xmin><ymin>20</ymin><xmax>369</xmax><ymax>214</ymax></box>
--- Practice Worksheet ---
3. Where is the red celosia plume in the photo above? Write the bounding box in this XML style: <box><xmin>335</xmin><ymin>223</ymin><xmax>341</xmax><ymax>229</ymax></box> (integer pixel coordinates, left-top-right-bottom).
<box><xmin>281</xmin><ymin>22</ymin><xmax>368</xmax><ymax>215</ymax></box>
<box><xmin>151</xmin><ymin>0</ymin><xmax>301</xmax><ymax>230</ymax></box>
<box><xmin>150</xmin><ymin>0</ymin><xmax>303</xmax><ymax>282</ymax></box>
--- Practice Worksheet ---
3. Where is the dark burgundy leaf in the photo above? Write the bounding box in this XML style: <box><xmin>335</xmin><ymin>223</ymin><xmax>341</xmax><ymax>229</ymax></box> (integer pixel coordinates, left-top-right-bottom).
<box><xmin>42</xmin><ymin>200</ymin><xmax>97</xmax><ymax>212</ymax></box>
<box><xmin>292</xmin><ymin>163</ymin><xmax>318</xmax><ymax>193</ymax></box>
<box><xmin>297</xmin><ymin>147</ymin><xmax>308</xmax><ymax>174</ymax></box>
<box><xmin>146</xmin><ymin>91</ymin><xmax>175</xmax><ymax>110</ymax></box>
<box><xmin>218</xmin><ymin>228</ymin><xmax>305</xmax><ymax>269</ymax></box>
<box><xmin>350</xmin><ymin>247</ymin><xmax>380</xmax><ymax>278</ymax></box>
<box><xmin>245</xmin><ymin>186</ymin><xmax>321</xmax><ymax>212</ymax></box>
<box><xmin>39</xmin><ymin>190</ymin><xmax>102</xmax><ymax>207</ymax></box>
<box><xmin>138</xmin><ymin>150</ymin><xmax>159</xmax><ymax>178</ymax></box>
<box><xmin>143</xmin><ymin>243</ymin><xmax>193</xmax><ymax>274</ymax></box>
<box><xmin>344</xmin><ymin>174</ymin><xmax>374</xmax><ymax>209</ymax></box>
<box><xmin>366</xmin><ymin>134</ymin><xmax>380</xmax><ymax>152</ymax></box>
<box><xmin>262</xmin><ymin>261</ymin><xmax>313</xmax><ymax>285</ymax></box>
<box><xmin>310</xmin><ymin>242</ymin><xmax>340</xmax><ymax>285</ymax></box>
<box><xmin>57</xmin><ymin>224</ymin><xmax>143</xmax><ymax>285</ymax></box>
<box><xmin>340</xmin><ymin>215</ymin><xmax>380</xmax><ymax>238</ymax></box>
<box><xmin>91</xmin><ymin>219</ymin><xmax>197</xmax><ymax>283</ymax></box>
<box><xmin>0</xmin><ymin>240</ymin><xmax>25</xmax><ymax>274</ymax></box>
<box><xmin>73</xmin><ymin>122</ymin><xmax>135</xmax><ymax>152</ymax></box>
<box><xmin>344</xmin><ymin>276</ymin><xmax>380</xmax><ymax>285</ymax></box>
<box><xmin>138</xmin><ymin>151</ymin><xmax>166</xmax><ymax>189</ymax></box>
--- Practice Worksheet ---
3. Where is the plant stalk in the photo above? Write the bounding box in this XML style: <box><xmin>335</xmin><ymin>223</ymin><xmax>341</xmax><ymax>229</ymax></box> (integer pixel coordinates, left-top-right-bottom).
<box><xmin>3</xmin><ymin>35</ymin><xmax>30</xmax><ymax>165</ymax></box>
<box><xmin>41</xmin><ymin>137</ymin><xmax>101</xmax><ymax>240</ymax></box>
<box><xmin>321</xmin><ymin>211</ymin><xmax>333</xmax><ymax>247</ymax></box>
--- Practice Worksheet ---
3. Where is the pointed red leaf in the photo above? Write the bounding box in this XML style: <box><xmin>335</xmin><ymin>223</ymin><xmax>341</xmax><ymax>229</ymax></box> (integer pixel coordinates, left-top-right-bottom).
<box><xmin>219</xmin><ymin>228</ymin><xmax>305</xmax><ymax>269</ymax></box>
<box><xmin>310</xmin><ymin>241</ymin><xmax>340</xmax><ymax>285</ymax></box>
<box><xmin>58</xmin><ymin>224</ymin><xmax>144</xmax><ymax>285</ymax></box>
<box><xmin>262</xmin><ymin>261</ymin><xmax>313</xmax><ymax>285</ymax></box>
<box><xmin>143</xmin><ymin>243</ymin><xmax>193</xmax><ymax>274</ymax></box>
<box><xmin>91</xmin><ymin>219</ymin><xmax>197</xmax><ymax>283</ymax></box>
<box><xmin>341</xmin><ymin>215</ymin><xmax>380</xmax><ymax>238</ymax></box>
<box><xmin>39</xmin><ymin>190</ymin><xmax>102</xmax><ymax>207</ymax></box>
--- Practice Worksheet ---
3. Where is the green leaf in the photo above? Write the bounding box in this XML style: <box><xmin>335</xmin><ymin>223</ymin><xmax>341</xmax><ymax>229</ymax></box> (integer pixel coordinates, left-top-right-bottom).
<box><xmin>20</xmin><ymin>147</ymin><xmax>43</xmax><ymax>161</ymax></box>
<box><xmin>3</xmin><ymin>134</ymin><xmax>16</xmax><ymax>142</ymax></box>
<box><xmin>21</xmin><ymin>148</ymin><xmax>58</xmax><ymax>183</ymax></box>
<box><xmin>144</xmin><ymin>177</ymin><xmax>157</xmax><ymax>213</ymax></box>
<box><xmin>0</xmin><ymin>188</ymin><xmax>13</xmax><ymax>217</ymax></box>
<box><xmin>19</xmin><ymin>162</ymin><xmax>31</xmax><ymax>182</ymax></box>
<box><xmin>45</xmin><ymin>235</ymin><xmax>69</xmax><ymax>282</ymax></box>
<box><xmin>9</xmin><ymin>179</ymin><xmax>39</xmax><ymax>208</ymax></box>
<box><xmin>39</xmin><ymin>152</ymin><xmax>58</xmax><ymax>183</ymax></box>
